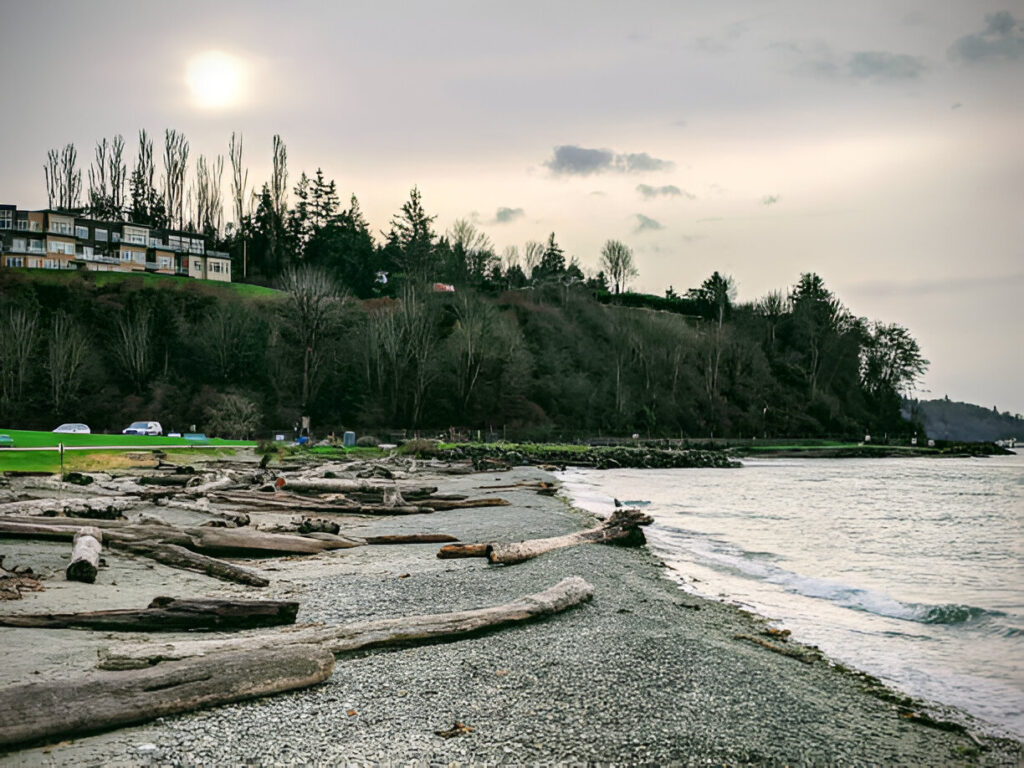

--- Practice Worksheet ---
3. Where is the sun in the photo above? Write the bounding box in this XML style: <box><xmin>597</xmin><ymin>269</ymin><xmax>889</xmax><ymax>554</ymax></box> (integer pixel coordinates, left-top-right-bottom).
<box><xmin>186</xmin><ymin>51</ymin><xmax>244</xmax><ymax>109</ymax></box>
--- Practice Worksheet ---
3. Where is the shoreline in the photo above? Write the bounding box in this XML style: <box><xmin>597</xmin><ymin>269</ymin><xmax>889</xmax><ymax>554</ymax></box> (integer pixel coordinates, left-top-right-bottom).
<box><xmin>0</xmin><ymin>459</ymin><xmax>1021</xmax><ymax>765</ymax></box>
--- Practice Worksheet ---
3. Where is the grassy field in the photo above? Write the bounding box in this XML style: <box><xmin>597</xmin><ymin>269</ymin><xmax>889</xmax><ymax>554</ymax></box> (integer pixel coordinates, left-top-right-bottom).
<box><xmin>3</xmin><ymin>267</ymin><xmax>280</xmax><ymax>298</ymax></box>
<box><xmin>0</xmin><ymin>429</ymin><xmax>256</xmax><ymax>473</ymax></box>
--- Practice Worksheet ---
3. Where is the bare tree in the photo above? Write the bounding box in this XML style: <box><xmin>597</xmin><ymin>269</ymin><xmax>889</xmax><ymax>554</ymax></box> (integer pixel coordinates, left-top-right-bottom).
<box><xmin>0</xmin><ymin>307</ymin><xmax>38</xmax><ymax>410</ymax></box>
<box><xmin>523</xmin><ymin>240</ymin><xmax>544</xmax><ymax>276</ymax></box>
<box><xmin>47</xmin><ymin>311</ymin><xmax>90</xmax><ymax>413</ymax></box>
<box><xmin>229</xmin><ymin>132</ymin><xmax>249</xmax><ymax>229</ymax></box>
<box><xmin>501</xmin><ymin>245</ymin><xmax>520</xmax><ymax>274</ymax></box>
<box><xmin>44</xmin><ymin>144</ymin><xmax>82</xmax><ymax>210</ymax></box>
<box><xmin>87</xmin><ymin>135</ymin><xmax>127</xmax><ymax>220</ymax></box>
<box><xmin>193</xmin><ymin>154</ymin><xmax>225</xmax><ymax>236</ymax></box>
<box><xmin>270</xmin><ymin>134</ymin><xmax>288</xmax><ymax>220</ymax></box>
<box><xmin>600</xmin><ymin>239</ymin><xmax>639</xmax><ymax>295</ymax></box>
<box><xmin>278</xmin><ymin>265</ymin><xmax>343</xmax><ymax>429</ymax></box>
<box><xmin>115</xmin><ymin>306</ymin><xmax>153</xmax><ymax>393</ymax></box>
<box><xmin>449</xmin><ymin>292</ymin><xmax>499</xmax><ymax>412</ymax></box>
<box><xmin>162</xmin><ymin>129</ymin><xmax>190</xmax><ymax>230</ymax></box>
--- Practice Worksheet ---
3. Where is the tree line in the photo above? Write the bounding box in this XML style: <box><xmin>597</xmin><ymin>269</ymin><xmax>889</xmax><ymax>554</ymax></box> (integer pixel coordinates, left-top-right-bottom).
<box><xmin>17</xmin><ymin>129</ymin><xmax>928</xmax><ymax>440</ymax></box>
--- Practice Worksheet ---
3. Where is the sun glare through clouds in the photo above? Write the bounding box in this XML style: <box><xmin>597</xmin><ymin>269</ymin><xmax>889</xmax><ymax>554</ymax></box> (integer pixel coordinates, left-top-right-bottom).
<box><xmin>185</xmin><ymin>51</ymin><xmax>244</xmax><ymax>109</ymax></box>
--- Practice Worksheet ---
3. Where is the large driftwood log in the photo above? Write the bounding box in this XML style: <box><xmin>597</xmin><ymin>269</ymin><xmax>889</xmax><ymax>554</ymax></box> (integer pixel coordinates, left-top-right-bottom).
<box><xmin>0</xmin><ymin>496</ymin><xmax>137</xmax><ymax>520</ymax></box>
<box><xmin>99</xmin><ymin>577</ymin><xmax>594</xmax><ymax>669</ymax></box>
<box><xmin>65</xmin><ymin>527</ymin><xmax>102</xmax><ymax>583</ymax></box>
<box><xmin>486</xmin><ymin>508</ymin><xmax>652</xmax><ymax>564</ymax></box>
<box><xmin>483</xmin><ymin>512</ymin><xmax>651</xmax><ymax>565</ymax></box>
<box><xmin>409</xmin><ymin>497</ymin><xmax>510</xmax><ymax>510</ymax></box>
<box><xmin>0</xmin><ymin>596</ymin><xmax>299</xmax><ymax>631</ymax></box>
<box><xmin>437</xmin><ymin>543</ymin><xmax>490</xmax><ymax>559</ymax></box>
<box><xmin>0</xmin><ymin>645</ymin><xmax>334</xmax><ymax>750</ymax></box>
<box><xmin>364</xmin><ymin>534</ymin><xmax>459</xmax><ymax>545</ymax></box>
<box><xmin>280</xmin><ymin>478</ymin><xmax>437</xmax><ymax>496</ymax></box>
<box><xmin>116</xmin><ymin>541</ymin><xmax>270</xmax><ymax>587</ymax></box>
<box><xmin>0</xmin><ymin>520</ymin><xmax>354</xmax><ymax>557</ymax></box>
<box><xmin>433</xmin><ymin>509</ymin><xmax>653</xmax><ymax>565</ymax></box>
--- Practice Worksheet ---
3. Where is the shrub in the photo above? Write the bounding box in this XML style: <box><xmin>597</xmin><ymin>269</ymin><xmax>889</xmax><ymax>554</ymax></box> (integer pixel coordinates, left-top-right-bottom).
<box><xmin>356</xmin><ymin>435</ymin><xmax>380</xmax><ymax>447</ymax></box>
<box><xmin>398</xmin><ymin>438</ymin><xmax>440</xmax><ymax>456</ymax></box>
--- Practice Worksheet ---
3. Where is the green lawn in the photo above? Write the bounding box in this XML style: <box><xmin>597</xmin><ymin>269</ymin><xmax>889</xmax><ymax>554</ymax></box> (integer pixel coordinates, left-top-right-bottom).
<box><xmin>0</xmin><ymin>429</ymin><xmax>256</xmax><ymax>473</ymax></box>
<box><xmin>4</xmin><ymin>267</ymin><xmax>280</xmax><ymax>298</ymax></box>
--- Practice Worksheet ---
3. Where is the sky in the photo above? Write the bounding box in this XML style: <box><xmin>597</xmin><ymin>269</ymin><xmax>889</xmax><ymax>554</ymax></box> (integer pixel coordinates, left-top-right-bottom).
<box><xmin>3</xmin><ymin>0</ymin><xmax>1023</xmax><ymax>414</ymax></box>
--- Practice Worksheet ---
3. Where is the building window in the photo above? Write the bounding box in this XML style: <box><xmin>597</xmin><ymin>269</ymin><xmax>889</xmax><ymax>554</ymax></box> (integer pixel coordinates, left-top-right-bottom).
<box><xmin>0</xmin><ymin>210</ymin><xmax>12</xmax><ymax>229</ymax></box>
<box><xmin>12</xmin><ymin>238</ymin><xmax>26</xmax><ymax>252</ymax></box>
<box><xmin>75</xmin><ymin>226</ymin><xmax>89</xmax><ymax>239</ymax></box>
<box><xmin>193</xmin><ymin>259</ymin><xmax>202</xmax><ymax>271</ymax></box>
<box><xmin>28</xmin><ymin>240</ymin><xmax>44</xmax><ymax>253</ymax></box>
<box><xmin>5</xmin><ymin>256</ymin><xmax>24</xmax><ymax>267</ymax></box>
<box><xmin>111</xmin><ymin>232</ymin><xmax>121</xmax><ymax>243</ymax></box>
<box><xmin>16</xmin><ymin>220</ymin><xmax>28</xmax><ymax>231</ymax></box>
<box><xmin>95</xmin><ymin>228</ymin><xmax>108</xmax><ymax>241</ymax></box>
<box><xmin>49</xmin><ymin>220</ymin><xmax>72</xmax><ymax>235</ymax></box>
<box><xmin>120</xmin><ymin>250</ymin><xmax>132</xmax><ymax>261</ymax></box>
<box><xmin>44</xmin><ymin>259</ymin><xmax>60</xmax><ymax>270</ymax></box>
<box><xmin>81</xmin><ymin>246</ymin><xmax>94</xmax><ymax>258</ymax></box>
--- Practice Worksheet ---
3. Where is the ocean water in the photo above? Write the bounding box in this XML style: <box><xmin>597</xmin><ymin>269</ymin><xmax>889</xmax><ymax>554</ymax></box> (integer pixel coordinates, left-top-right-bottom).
<box><xmin>557</xmin><ymin>451</ymin><xmax>1024</xmax><ymax>738</ymax></box>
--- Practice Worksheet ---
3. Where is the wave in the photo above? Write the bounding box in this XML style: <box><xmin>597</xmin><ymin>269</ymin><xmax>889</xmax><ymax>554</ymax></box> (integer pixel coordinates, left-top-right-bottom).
<box><xmin>651</xmin><ymin>525</ymin><xmax>1005</xmax><ymax>627</ymax></box>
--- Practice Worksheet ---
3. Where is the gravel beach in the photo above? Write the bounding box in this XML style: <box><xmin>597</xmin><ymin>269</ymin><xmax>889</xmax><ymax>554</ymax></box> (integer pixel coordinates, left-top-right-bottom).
<box><xmin>1</xmin><ymin>463</ymin><xmax>1021</xmax><ymax>766</ymax></box>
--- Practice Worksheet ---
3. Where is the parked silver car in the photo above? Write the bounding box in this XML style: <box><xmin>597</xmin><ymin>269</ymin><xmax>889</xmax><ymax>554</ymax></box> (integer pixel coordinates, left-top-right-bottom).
<box><xmin>122</xmin><ymin>421</ymin><xmax>163</xmax><ymax>436</ymax></box>
<box><xmin>53</xmin><ymin>423</ymin><xmax>91</xmax><ymax>434</ymax></box>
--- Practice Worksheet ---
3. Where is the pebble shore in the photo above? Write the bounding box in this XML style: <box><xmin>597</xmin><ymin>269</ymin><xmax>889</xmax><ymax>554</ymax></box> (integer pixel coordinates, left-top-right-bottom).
<box><xmin>2</xmin><ymin>465</ymin><xmax>1022</xmax><ymax>766</ymax></box>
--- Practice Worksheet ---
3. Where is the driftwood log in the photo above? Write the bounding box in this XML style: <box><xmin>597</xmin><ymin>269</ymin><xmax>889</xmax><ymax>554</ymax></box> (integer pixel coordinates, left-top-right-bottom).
<box><xmin>0</xmin><ymin>597</ymin><xmax>299</xmax><ymax>631</ymax></box>
<box><xmin>65</xmin><ymin>527</ymin><xmax>102</xmax><ymax>583</ymax></box>
<box><xmin>408</xmin><ymin>498</ymin><xmax>510</xmax><ymax>510</ymax></box>
<box><xmin>437</xmin><ymin>543</ymin><xmax>490</xmax><ymax>559</ymax></box>
<box><xmin>487</xmin><ymin>508</ymin><xmax>652</xmax><ymax>564</ymax></box>
<box><xmin>363</xmin><ymin>534</ymin><xmax>459</xmax><ymax>545</ymax></box>
<box><xmin>116</xmin><ymin>541</ymin><xmax>270</xmax><ymax>587</ymax></box>
<box><xmin>99</xmin><ymin>576</ymin><xmax>594</xmax><ymax>669</ymax></box>
<box><xmin>280</xmin><ymin>478</ymin><xmax>437</xmax><ymax>496</ymax></box>
<box><xmin>435</xmin><ymin>508</ymin><xmax>653</xmax><ymax>565</ymax></box>
<box><xmin>0</xmin><ymin>645</ymin><xmax>334</xmax><ymax>750</ymax></box>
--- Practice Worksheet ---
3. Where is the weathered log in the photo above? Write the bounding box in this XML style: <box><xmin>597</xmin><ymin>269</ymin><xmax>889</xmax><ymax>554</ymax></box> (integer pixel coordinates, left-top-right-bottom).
<box><xmin>0</xmin><ymin>497</ymin><xmax>137</xmax><ymax>519</ymax></box>
<box><xmin>485</xmin><ymin>508</ymin><xmax>653</xmax><ymax>565</ymax></box>
<box><xmin>298</xmin><ymin>517</ymin><xmax>341</xmax><ymax>535</ymax></box>
<box><xmin>0</xmin><ymin>596</ymin><xmax>299</xmax><ymax>631</ymax></box>
<box><xmin>138</xmin><ymin>475</ymin><xmax>193</xmax><ymax>486</ymax></box>
<box><xmin>184</xmin><ymin>474</ymin><xmax>239</xmax><ymax>497</ymax></box>
<box><xmin>0</xmin><ymin>519</ymin><xmax>352</xmax><ymax>558</ymax></box>
<box><xmin>65</xmin><ymin>527</ymin><xmax>102</xmax><ymax>583</ymax></box>
<box><xmin>364</xmin><ymin>534</ymin><xmax>459</xmax><ymax>545</ymax></box>
<box><xmin>437</xmin><ymin>543</ymin><xmax>490</xmax><ymax>559</ymax></box>
<box><xmin>116</xmin><ymin>541</ymin><xmax>270</xmax><ymax>587</ymax></box>
<box><xmin>0</xmin><ymin>645</ymin><xmax>334</xmax><ymax>749</ymax></box>
<box><xmin>280</xmin><ymin>478</ymin><xmax>437</xmax><ymax>496</ymax></box>
<box><xmin>99</xmin><ymin>576</ymin><xmax>594</xmax><ymax>669</ymax></box>
<box><xmin>409</xmin><ymin>497</ymin><xmax>510</xmax><ymax>510</ymax></box>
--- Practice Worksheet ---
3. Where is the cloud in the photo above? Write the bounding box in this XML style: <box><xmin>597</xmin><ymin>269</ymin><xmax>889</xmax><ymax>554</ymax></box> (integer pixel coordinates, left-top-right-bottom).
<box><xmin>637</xmin><ymin>184</ymin><xmax>694</xmax><ymax>200</ymax></box>
<box><xmin>762</xmin><ymin>194</ymin><xmax>780</xmax><ymax>206</ymax></box>
<box><xmin>848</xmin><ymin>51</ymin><xmax>926</xmax><ymax>80</ymax></box>
<box><xmin>949</xmin><ymin>10</ymin><xmax>1024</xmax><ymax>63</ymax></box>
<box><xmin>620</xmin><ymin>152</ymin><xmax>673</xmax><ymax>173</ymax></box>
<box><xmin>494</xmin><ymin>207</ymin><xmax>524</xmax><ymax>224</ymax></box>
<box><xmin>634</xmin><ymin>214</ymin><xmax>663</xmax><ymax>233</ymax></box>
<box><xmin>544</xmin><ymin>145</ymin><xmax>674</xmax><ymax>176</ymax></box>
<box><xmin>781</xmin><ymin>41</ymin><xmax>926</xmax><ymax>81</ymax></box>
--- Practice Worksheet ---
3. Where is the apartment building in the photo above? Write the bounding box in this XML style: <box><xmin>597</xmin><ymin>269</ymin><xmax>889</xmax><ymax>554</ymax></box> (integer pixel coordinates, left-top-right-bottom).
<box><xmin>0</xmin><ymin>205</ymin><xmax>232</xmax><ymax>282</ymax></box>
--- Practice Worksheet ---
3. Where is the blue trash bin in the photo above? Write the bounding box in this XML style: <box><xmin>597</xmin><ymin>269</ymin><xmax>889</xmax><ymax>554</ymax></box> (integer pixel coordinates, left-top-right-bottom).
<box><xmin>343</xmin><ymin>431</ymin><xmax>356</xmax><ymax>447</ymax></box>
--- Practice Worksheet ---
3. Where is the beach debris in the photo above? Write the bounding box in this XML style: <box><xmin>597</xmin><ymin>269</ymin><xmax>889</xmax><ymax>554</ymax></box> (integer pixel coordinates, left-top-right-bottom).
<box><xmin>435</xmin><ymin>722</ymin><xmax>473</xmax><ymax>738</ymax></box>
<box><xmin>0</xmin><ymin>645</ymin><xmax>334</xmax><ymax>750</ymax></box>
<box><xmin>0</xmin><ymin>557</ymin><xmax>43</xmax><ymax>600</ymax></box>
<box><xmin>437</xmin><ymin>543</ymin><xmax>489</xmax><ymax>559</ymax></box>
<box><xmin>65</xmin><ymin>527</ymin><xmax>102</xmax><ymax>584</ymax></box>
<box><xmin>0</xmin><ymin>596</ymin><xmax>299</xmax><ymax>632</ymax></box>
<box><xmin>437</xmin><ymin>508</ymin><xmax>653</xmax><ymax>565</ymax></box>
<box><xmin>734</xmin><ymin>634</ymin><xmax>816</xmax><ymax>664</ymax></box>
<box><xmin>362</xmin><ymin>534</ymin><xmax>459</xmax><ymax>545</ymax></box>
<box><xmin>97</xmin><ymin>576</ymin><xmax>595</xmax><ymax>669</ymax></box>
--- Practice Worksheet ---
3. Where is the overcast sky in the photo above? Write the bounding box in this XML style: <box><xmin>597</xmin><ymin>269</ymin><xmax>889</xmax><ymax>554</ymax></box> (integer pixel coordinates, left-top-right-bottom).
<box><xmin>4</xmin><ymin>1</ymin><xmax>1023</xmax><ymax>414</ymax></box>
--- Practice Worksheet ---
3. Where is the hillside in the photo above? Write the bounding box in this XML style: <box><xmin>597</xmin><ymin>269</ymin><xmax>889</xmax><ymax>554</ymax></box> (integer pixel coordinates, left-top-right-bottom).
<box><xmin>908</xmin><ymin>398</ymin><xmax>1024</xmax><ymax>442</ymax></box>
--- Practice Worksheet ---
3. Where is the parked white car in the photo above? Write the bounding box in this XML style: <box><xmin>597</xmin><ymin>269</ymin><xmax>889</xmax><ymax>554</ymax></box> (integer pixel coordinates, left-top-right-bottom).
<box><xmin>122</xmin><ymin>421</ymin><xmax>163</xmax><ymax>436</ymax></box>
<box><xmin>53</xmin><ymin>423</ymin><xmax>91</xmax><ymax>434</ymax></box>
